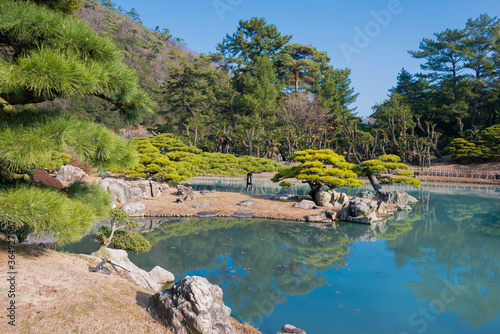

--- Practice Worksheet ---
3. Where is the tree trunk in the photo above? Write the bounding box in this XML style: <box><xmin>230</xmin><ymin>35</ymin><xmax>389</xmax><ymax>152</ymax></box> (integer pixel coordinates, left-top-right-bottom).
<box><xmin>365</xmin><ymin>169</ymin><xmax>384</xmax><ymax>198</ymax></box>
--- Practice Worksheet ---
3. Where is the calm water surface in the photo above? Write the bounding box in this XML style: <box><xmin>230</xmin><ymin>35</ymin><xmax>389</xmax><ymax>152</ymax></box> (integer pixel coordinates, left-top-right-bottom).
<box><xmin>62</xmin><ymin>186</ymin><xmax>500</xmax><ymax>334</ymax></box>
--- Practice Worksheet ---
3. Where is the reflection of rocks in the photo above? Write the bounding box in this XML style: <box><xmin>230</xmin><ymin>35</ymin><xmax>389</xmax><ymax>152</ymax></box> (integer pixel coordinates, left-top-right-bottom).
<box><xmin>398</xmin><ymin>204</ymin><xmax>412</xmax><ymax>211</ymax></box>
<box><xmin>121</xmin><ymin>203</ymin><xmax>146</xmax><ymax>217</ymax></box>
<box><xmin>90</xmin><ymin>248</ymin><xmax>174</xmax><ymax>292</ymax></box>
<box><xmin>99</xmin><ymin>178</ymin><xmax>168</xmax><ymax>203</ymax></box>
<box><xmin>293</xmin><ymin>200</ymin><xmax>317</xmax><ymax>209</ymax></box>
<box><xmin>281</xmin><ymin>324</ymin><xmax>306</xmax><ymax>334</ymax></box>
<box><xmin>152</xmin><ymin>276</ymin><xmax>234</xmax><ymax>334</ymax></box>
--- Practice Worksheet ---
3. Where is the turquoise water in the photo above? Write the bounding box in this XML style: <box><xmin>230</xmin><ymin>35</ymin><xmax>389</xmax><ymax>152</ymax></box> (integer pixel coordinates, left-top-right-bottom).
<box><xmin>61</xmin><ymin>187</ymin><xmax>500</xmax><ymax>334</ymax></box>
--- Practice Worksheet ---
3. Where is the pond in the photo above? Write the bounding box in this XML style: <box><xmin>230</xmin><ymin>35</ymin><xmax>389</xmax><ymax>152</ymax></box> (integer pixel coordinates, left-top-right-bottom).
<box><xmin>60</xmin><ymin>185</ymin><xmax>500</xmax><ymax>334</ymax></box>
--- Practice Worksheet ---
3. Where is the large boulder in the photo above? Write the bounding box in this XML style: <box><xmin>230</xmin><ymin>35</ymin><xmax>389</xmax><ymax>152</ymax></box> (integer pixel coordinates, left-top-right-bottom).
<box><xmin>176</xmin><ymin>185</ymin><xmax>195</xmax><ymax>201</ymax></box>
<box><xmin>121</xmin><ymin>203</ymin><xmax>146</xmax><ymax>217</ymax></box>
<box><xmin>383</xmin><ymin>191</ymin><xmax>418</xmax><ymax>206</ymax></box>
<box><xmin>358</xmin><ymin>189</ymin><xmax>374</xmax><ymax>198</ymax></box>
<box><xmin>340</xmin><ymin>199</ymin><xmax>382</xmax><ymax>224</ymax></box>
<box><xmin>314</xmin><ymin>191</ymin><xmax>332</xmax><ymax>207</ymax></box>
<box><xmin>99</xmin><ymin>178</ymin><xmax>168</xmax><ymax>204</ymax></box>
<box><xmin>293</xmin><ymin>200</ymin><xmax>317</xmax><ymax>209</ymax></box>
<box><xmin>55</xmin><ymin>165</ymin><xmax>88</xmax><ymax>183</ymax></box>
<box><xmin>281</xmin><ymin>324</ymin><xmax>307</xmax><ymax>334</ymax></box>
<box><xmin>91</xmin><ymin>248</ymin><xmax>174</xmax><ymax>292</ymax></box>
<box><xmin>152</xmin><ymin>276</ymin><xmax>234</xmax><ymax>334</ymax></box>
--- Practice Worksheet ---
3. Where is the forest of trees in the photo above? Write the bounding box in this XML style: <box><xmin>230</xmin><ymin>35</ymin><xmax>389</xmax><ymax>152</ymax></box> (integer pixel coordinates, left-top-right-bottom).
<box><xmin>0</xmin><ymin>0</ymin><xmax>498</xmax><ymax>243</ymax></box>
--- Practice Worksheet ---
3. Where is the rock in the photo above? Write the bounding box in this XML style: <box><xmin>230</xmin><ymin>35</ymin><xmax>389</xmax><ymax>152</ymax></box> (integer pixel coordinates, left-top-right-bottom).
<box><xmin>149</xmin><ymin>266</ymin><xmax>175</xmax><ymax>284</ymax></box>
<box><xmin>175</xmin><ymin>199</ymin><xmax>183</xmax><ymax>203</ymax></box>
<box><xmin>92</xmin><ymin>248</ymin><xmax>129</xmax><ymax>262</ymax></box>
<box><xmin>398</xmin><ymin>204</ymin><xmax>413</xmax><ymax>211</ymax></box>
<box><xmin>176</xmin><ymin>185</ymin><xmax>194</xmax><ymax>200</ymax></box>
<box><xmin>383</xmin><ymin>191</ymin><xmax>416</xmax><ymax>206</ymax></box>
<box><xmin>314</xmin><ymin>191</ymin><xmax>332</xmax><ymax>207</ymax></box>
<box><xmin>121</xmin><ymin>203</ymin><xmax>146</xmax><ymax>216</ymax></box>
<box><xmin>325</xmin><ymin>210</ymin><xmax>338</xmax><ymax>220</ymax></box>
<box><xmin>281</xmin><ymin>324</ymin><xmax>306</xmax><ymax>334</ymax></box>
<box><xmin>194</xmin><ymin>211</ymin><xmax>219</xmax><ymax>218</ymax></box>
<box><xmin>261</xmin><ymin>194</ymin><xmax>298</xmax><ymax>201</ymax></box>
<box><xmin>293</xmin><ymin>200</ymin><xmax>317</xmax><ymax>209</ymax></box>
<box><xmin>232</xmin><ymin>210</ymin><xmax>255</xmax><ymax>218</ymax></box>
<box><xmin>349</xmin><ymin>200</ymin><xmax>373</xmax><ymax>217</ymax></box>
<box><xmin>191</xmin><ymin>203</ymin><xmax>211</xmax><ymax>209</ymax></box>
<box><xmin>237</xmin><ymin>199</ymin><xmax>254</xmax><ymax>207</ymax></box>
<box><xmin>55</xmin><ymin>165</ymin><xmax>88</xmax><ymax>183</ymax></box>
<box><xmin>358</xmin><ymin>190</ymin><xmax>374</xmax><ymax>198</ymax></box>
<box><xmin>328</xmin><ymin>190</ymin><xmax>341</xmax><ymax>202</ymax></box>
<box><xmin>351</xmin><ymin>216</ymin><xmax>372</xmax><ymax>224</ymax></box>
<box><xmin>100</xmin><ymin>178</ymin><xmax>166</xmax><ymax>204</ymax></box>
<box><xmin>152</xmin><ymin>276</ymin><xmax>234</xmax><ymax>334</ymax></box>
<box><xmin>307</xmin><ymin>212</ymin><xmax>328</xmax><ymax>222</ymax></box>
<box><xmin>336</xmin><ymin>193</ymin><xmax>350</xmax><ymax>207</ymax></box>
<box><xmin>199</xmin><ymin>190</ymin><xmax>216</xmax><ymax>196</ymax></box>
<box><xmin>91</xmin><ymin>248</ymin><xmax>173</xmax><ymax>292</ymax></box>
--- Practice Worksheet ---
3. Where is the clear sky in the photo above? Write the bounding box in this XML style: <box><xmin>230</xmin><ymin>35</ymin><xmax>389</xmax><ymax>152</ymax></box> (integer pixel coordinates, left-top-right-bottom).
<box><xmin>110</xmin><ymin>0</ymin><xmax>499</xmax><ymax>118</ymax></box>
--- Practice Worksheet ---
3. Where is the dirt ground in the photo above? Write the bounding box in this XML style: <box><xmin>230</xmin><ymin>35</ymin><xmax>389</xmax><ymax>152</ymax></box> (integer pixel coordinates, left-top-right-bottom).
<box><xmin>0</xmin><ymin>244</ymin><xmax>259</xmax><ymax>334</ymax></box>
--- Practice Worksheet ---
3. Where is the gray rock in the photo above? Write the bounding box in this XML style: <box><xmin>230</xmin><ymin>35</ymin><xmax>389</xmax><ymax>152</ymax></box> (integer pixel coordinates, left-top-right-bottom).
<box><xmin>191</xmin><ymin>203</ymin><xmax>211</xmax><ymax>209</ymax></box>
<box><xmin>151</xmin><ymin>182</ymin><xmax>162</xmax><ymax>198</ymax></box>
<box><xmin>199</xmin><ymin>190</ymin><xmax>216</xmax><ymax>196</ymax></box>
<box><xmin>358</xmin><ymin>190</ymin><xmax>374</xmax><ymax>198</ymax></box>
<box><xmin>293</xmin><ymin>200</ymin><xmax>317</xmax><ymax>209</ymax></box>
<box><xmin>383</xmin><ymin>191</ymin><xmax>415</xmax><ymax>206</ymax></box>
<box><xmin>152</xmin><ymin>276</ymin><xmax>234</xmax><ymax>334</ymax></box>
<box><xmin>121</xmin><ymin>203</ymin><xmax>146</xmax><ymax>217</ymax></box>
<box><xmin>281</xmin><ymin>324</ymin><xmax>306</xmax><ymax>334</ymax></box>
<box><xmin>314</xmin><ymin>191</ymin><xmax>332</xmax><ymax>207</ymax></box>
<box><xmin>261</xmin><ymin>194</ymin><xmax>298</xmax><ymax>201</ymax></box>
<box><xmin>194</xmin><ymin>211</ymin><xmax>219</xmax><ymax>218</ymax></box>
<box><xmin>350</xmin><ymin>200</ymin><xmax>372</xmax><ymax>217</ymax></box>
<box><xmin>237</xmin><ymin>199</ymin><xmax>254</xmax><ymax>207</ymax></box>
<box><xmin>149</xmin><ymin>266</ymin><xmax>175</xmax><ymax>284</ymax></box>
<box><xmin>328</xmin><ymin>190</ymin><xmax>341</xmax><ymax>202</ymax></box>
<box><xmin>307</xmin><ymin>212</ymin><xmax>327</xmax><ymax>222</ymax></box>
<box><xmin>55</xmin><ymin>165</ymin><xmax>88</xmax><ymax>183</ymax></box>
<box><xmin>176</xmin><ymin>185</ymin><xmax>194</xmax><ymax>200</ymax></box>
<box><xmin>100</xmin><ymin>178</ymin><xmax>165</xmax><ymax>204</ymax></box>
<box><xmin>325</xmin><ymin>210</ymin><xmax>338</xmax><ymax>220</ymax></box>
<box><xmin>336</xmin><ymin>193</ymin><xmax>350</xmax><ymax>207</ymax></box>
<box><xmin>232</xmin><ymin>210</ymin><xmax>255</xmax><ymax>218</ymax></box>
<box><xmin>91</xmin><ymin>248</ymin><xmax>172</xmax><ymax>292</ymax></box>
<box><xmin>408</xmin><ymin>195</ymin><xmax>419</xmax><ymax>204</ymax></box>
<box><xmin>398</xmin><ymin>204</ymin><xmax>413</xmax><ymax>211</ymax></box>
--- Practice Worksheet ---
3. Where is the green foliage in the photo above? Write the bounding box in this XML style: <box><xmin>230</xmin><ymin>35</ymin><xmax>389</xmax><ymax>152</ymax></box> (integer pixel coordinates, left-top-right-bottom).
<box><xmin>0</xmin><ymin>0</ymin><xmax>154</xmax><ymax>114</ymax></box>
<box><xmin>0</xmin><ymin>112</ymin><xmax>138</xmax><ymax>174</ymax></box>
<box><xmin>97</xmin><ymin>227</ymin><xmax>151</xmax><ymax>253</ymax></box>
<box><xmin>390</xmin><ymin>177</ymin><xmax>422</xmax><ymax>187</ymax></box>
<box><xmin>119</xmin><ymin>133</ymin><xmax>284</xmax><ymax>183</ymax></box>
<box><xmin>273</xmin><ymin>149</ymin><xmax>365</xmax><ymax>196</ymax></box>
<box><xmin>63</xmin><ymin>181</ymin><xmax>113</xmax><ymax>218</ymax></box>
<box><xmin>396</xmin><ymin>170</ymin><xmax>415</xmax><ymax>176</ymax></box>
<box><xmin>379</xmin><ymin>154</ymin><xmax>401</xmax><ymax>162</ymax></box>
<box><xmin>0</xmin><ymin>185</ymin><xmax>111</xmax><ymax>245</ymax></box>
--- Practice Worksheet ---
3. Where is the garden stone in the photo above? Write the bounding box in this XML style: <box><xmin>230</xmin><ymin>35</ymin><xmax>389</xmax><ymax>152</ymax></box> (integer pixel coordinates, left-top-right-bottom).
<box><xmin>149</xmin><ymin>266</ymin><xmax>175</xmax><ymax>284</ymax></box>
<box><xmin>194</xmin><ymin>211</ymin><xmax>219</xmax><ymax>218</ymax></box>
<box><xmin>336</xmin><ymin>193</ymin><xmax>350</xmax><ymax>207</ymax></box>
<box><xmin>307</xmin><ymin>212</ymin><xmax>328</xmax><ymax>222</ymax></box>
<box><xmin>121</xmin><ymin>203</ymin><xmax>146</xmax><ymax>216</ymax></box>
<box><xmin>314</xmin><ymin>190</ymin><xmax>332</xmax><ymax>207</ymax></box>
<box><xmin>191</xmin><ymin>203</ymin><xmax>211</xmax><ymax>209</ymax></box>
<box><xmin>152</xmin><ymin>276</ymin><xmax>234</xmax><ymax>334</ymax></box>
<box><xmin>199</xmin><ymin>190</ymin><xmax>216</xmax><ymax>196</ymax></box>
<box><xmin>383</xmin><ymin>191</ymin><xmax>416</xmax><ymax>206</ymax></box>
<box><xmin>176</xmin><ymin>185</ymin><xmax>194</xmax><ymax>200</ymax></box>
<box><xmin>281</xmin><ymin>324</ymin><xmax>306</xmax><ymax>334</ymax></box>
<box><xmin>350</xmin><ymin>200</ymin><xmax>372</xmax><ymax>216</ymax></box>
<box><xmin>293</xmin><ymin>200</ymin><xmax>317</xmax><ymax>209</ymax></box>
<box><xmin>55</xmin><ymin>165</ymin><xmax>88</xmax><ymax>183</ymax></box>
<box><xmin>358</xmin><ymin>190</ymin><xmax>374</xmax><ymax>198</ymax></box>
<box><xmin>328</xmin><ymin>190</ymin><xmax>341</xmax><ymax>202</ymax></box>
<box><xmin>232</xmin><ymin>210</ymin><xmax>255</xmax><ymax>218</ymax></box>
<box><xmin>237</xmin><ymin>199</ymin><xmax>254</xmax><ymax>207</ymax></box>
<box><xmin>261</xmin><ymin>194</ymin><xmax>298</xmax><ymax>201</ymax></box>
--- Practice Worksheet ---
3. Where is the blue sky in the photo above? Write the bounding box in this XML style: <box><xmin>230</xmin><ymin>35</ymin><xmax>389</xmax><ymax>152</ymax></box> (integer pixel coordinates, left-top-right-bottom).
<box><xmin>111</xmin><ymin>0</ymin><xmax>499</xmax><ymax>118</ymax></box>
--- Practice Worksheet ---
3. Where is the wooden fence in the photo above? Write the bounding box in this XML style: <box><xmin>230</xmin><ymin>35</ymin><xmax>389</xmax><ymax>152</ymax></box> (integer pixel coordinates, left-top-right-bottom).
<box><xmin>410</xmin><ymin>167</ymin><xmax>500</xmax><ymax>180</ymax></box>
